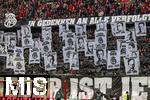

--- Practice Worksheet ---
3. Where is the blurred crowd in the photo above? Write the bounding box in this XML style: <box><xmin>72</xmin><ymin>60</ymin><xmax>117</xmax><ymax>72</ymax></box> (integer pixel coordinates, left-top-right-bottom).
<box><xmin>0</xmin><ymin>0</ymin><xmax>149</xmax><ymax>21</ymax></box>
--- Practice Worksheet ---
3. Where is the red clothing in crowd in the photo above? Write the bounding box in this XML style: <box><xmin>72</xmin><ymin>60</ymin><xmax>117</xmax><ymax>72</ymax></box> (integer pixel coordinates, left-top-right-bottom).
<box><xmin>68</xmin><ymin>4</ymin><xmax>75</xmax><ymax>12</ymax></box>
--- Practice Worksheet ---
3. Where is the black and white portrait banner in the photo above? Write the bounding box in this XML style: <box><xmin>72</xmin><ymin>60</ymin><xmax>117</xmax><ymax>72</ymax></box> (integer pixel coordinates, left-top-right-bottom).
<box><xmin>126</xmin><ymin>42</ymin><xmax>138</xmax><ymax>59</ymax></box>
<box><xmin>63</xmin><ymin>47</ymin><xmax>75</xmax><ymax>63</ymax></box>
<box><xmin>124</xmin><ymin>51</ymin><xmax>140</xmax><ymax>75</ymax></box>
<box><xmin>0</xmin><ymin>31</ymin><xmax>4</xmax><ymax>42</ymax></box>
<box><xmin>117</xmin><ymin>39</ymin><xmax>126</xmax><ymax>57</ymax></box>
<box><xmin>76</xmin><ymin>36</ymin><xmax>87</xmax><ymax>52</ymax></box>
<box><xmin>6</xmin><ymin>52</ymin><xmax>15</xmax><ymax>69</ymax></box>
<box><xmin>21</xmin><ymin>25</ymin><xmax>33</xmax><ymax>49</ymax></box>
<box><xmin>59</xmin><ymin>24</ymin><xmax>69</xmax><ymax>38</ymax></box>
<box><xmin>85</xmin><ymin>39</ymin><xmax>95</xmax><ymax>56</ymax></box>
<box><xmin>125</xmin><ymin>29</ymin><xmax>136</xmax><ymax>42</ymax></box>
<box><xmin>29</xmin><ymin>39</ymin><xmax>41</xmax><ymax>64</ymax></box>
<box><xmin>44</xmin><ymin>52</ymin><xmax>57</xmax><ymax>71</ymax></box>
<box><xmin>0</xmin><ymin>42</ymin><xmax>7</xmax><ymax>56</ymax></box>
<box><xmin>64</xmin><ymin>31</ymin><xmax>76</xmax><ymax>49</ymax></box>
<box><xmin>14</xmin><ymin>60</ymin><xmax>25</xmax><ymax>74</ymax></box>
<box><xmin>95</xmin><ymin>30</ymin><xmax>107</xmax><ymax>49</ymax></box>
<box><xmin>69</xmin><ymin>51</ymin><xmax>79</xmax><ymax>70</ymax></box>
<box><xmin>42</xmin><ymin>27</ymin><xmax>52</xmax><ymax>42</ymax></box>
<box><xmin>107</xmin><ymin>50</ymin><xmax>120</xmax><ymax>69</ymax></box>
<box><xmin>96</xmin><ymin>22</ymin><xmax>107</xmax><ymax>31</ymax></box>
<box><xmin>14</xmin><ymin>47</ymin><xmax>24</xmax><ymax>61</ymax></box>
<box><xmin>135</xmin><ymin>22</ymin><xmax>147</xmax><ymax>36</ymax></box>
<box><xmin>111</xmin><ymin>22</ymin><xmax>126</xmax><ymax>36</ymax></box>
<box><xmin>5</xmin><ymin>34</ymin><xmax>16</xmax><ymax>51</ymax></box>
<box><xmin>41</xmin><ymin>40</ymin><xmax>52</xmax><ymax>55</ymax></box>
<box><xmin>75</xmin><ymin>24</ymin><xmax>86</xmax><ymax>36</ymax></box>
<box><xmin>94</xmin><ymin>48</ymin><xmax>107</xmax><ymax>65</ymax></box>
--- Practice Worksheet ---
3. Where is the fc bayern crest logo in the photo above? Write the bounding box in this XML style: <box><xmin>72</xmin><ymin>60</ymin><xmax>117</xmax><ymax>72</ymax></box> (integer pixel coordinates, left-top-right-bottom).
<box><xmin>4</xmin><ymin>13</ymin><xmax>17</xmax><ymax>28</ymax></box>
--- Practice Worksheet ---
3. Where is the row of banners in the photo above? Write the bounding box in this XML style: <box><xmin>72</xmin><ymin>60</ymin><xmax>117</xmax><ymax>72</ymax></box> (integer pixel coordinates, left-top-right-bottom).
<box><xmin>0</xmin><ymin>21</ymin><xmax>148</xmax><ymax>75</ymax></box>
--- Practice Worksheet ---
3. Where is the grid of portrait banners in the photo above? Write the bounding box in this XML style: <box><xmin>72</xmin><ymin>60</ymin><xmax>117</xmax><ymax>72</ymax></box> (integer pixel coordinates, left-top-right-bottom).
<box><xmin>0</xmin><ymin>21</ymin><xmax>148</xmax><ymax>75</ymax></box>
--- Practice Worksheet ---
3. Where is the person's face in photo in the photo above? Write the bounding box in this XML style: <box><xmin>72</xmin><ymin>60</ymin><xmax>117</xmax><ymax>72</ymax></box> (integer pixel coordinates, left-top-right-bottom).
<box><xmin>128</xmin><ymin>42</ymin><xmax>135</xmax><ymax>50</ymax></box>
<box><xmin>78</xmin><ymin>38</ymin><xmax>84</xmax><ymax>47</ymax></box>
<box><xmin>98</xmin><ymin>23</ymin><xmax>105</xmax><ymax>30</ymax></box>
<box><xmin>128</xmin><ymin>59</ymin><xmax>134</xmax><ymax>68</ymax></box>
<box><xmin>10</xmin><ymin>40</ymin><xmax>15</xmax><ymax>47</ymax></box>
<box><xmin>87</xmin><ymin>43</ymin><xmax>93</xmax><ymax>53</ymax></box>
<box><xmin>138</xmin><ymin>23</ymin><xmax>144</xmax><ymax>33</ymax></box>
<box><xmin>97</xmin><ymin>50</ymin><xmax>104</xmax><ymax>60</ymax></box>
<box><xmin>68</xmin><ymin>39</ymin><xmax>73</xmax><ymax>47</ymax></box>
<box><xmin>98</xmin><ymin>37</ymin><xmax>103</xmax><ymax>44</ymax></box>
<box><xmin>117</xmin><ymin>23</ymin><xmax>124</xmax><ymax>32</ymax></box>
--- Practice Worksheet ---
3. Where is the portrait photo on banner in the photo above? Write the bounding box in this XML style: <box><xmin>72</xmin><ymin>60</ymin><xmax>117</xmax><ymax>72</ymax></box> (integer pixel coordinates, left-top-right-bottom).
<box><xmin>14</xmin><ymin>60</ymin><xmax>25</xmax><ymax>74</ymax></box>
<box><xmin>94</xmin><ymin>48</ymin><xmax>107</xmax><ymax>65</ymax></box>
<box><xmin>125</xmin><ymin>29</ymin><xmax>137</xmax><ymax>42</ymax></box>
<box><xmin>117</xmin><ymin>39</ymin><xmax>126</xmax><ymax>57</ymax></box>
<box><xmin>107</xmin><ymin>50</ymin><xmax>120</xmax><ymax>69</ymax></box>
<box><xmin>42</xmin><ymin>26</ymin><xmax>52</xmax><ymax>41</ymax></box>
<box><xmin>111</xmin><ymin>22</ymin><xmax>126</xmax><ymax>36</ymax></box>
<box><xmin>76</xmin><ymin>36</ymin><xmax>87</xmax><ymax>52</ymax></box>
<box><xmin>96</xmin><ymin>22</ymin><xmax>107</xmax><ymax>32</ymax></box>
<box><xmin>59</xmin><ymin>24</ymin><xmax>69</xmax><ymax>37</ymax></box>
<box><xmin>85</xmin><ymin>39</ymin><xmax>95</xmax><ymax>57</ymax></box>
<box><xmin>69</xmin><ymin>51</ymin><xmax>79</xmax><ymax>70</ymax></box>
<box><xmin>126</xmin><ymin>42</ymin><xmax>138</xmax><ymax>59</ymax></box>
<box><xmin>21</xmin><ymin>25</ymin><xmax>33</xmax><ymax>49</ymax></box>
<box><xmin>63</xmin><ymin>47</ymin><xmax>75</xmax><ymax>63</ymax></box>
<box><xmin>6</xmin><ymin>52</ymin><xmax>15</xmax><ymax>69</ymax></box>
<box><xmin>95</xmin><ymin>30</ymin><xmax>107</xmax><ymax>49</ymax></box>
<box><xmin>75</xmin><ymin>24</ymin><xmax>86</xmax><ymax>36</ymax></box>
<box><xmin>124</xmin><ymin>53</ymin><xmax>140</xmax><ymax>75</ymax></box>
<box><xmin>135</xmin><ymin>22</ymin><xmax>147</xmax><ymax>36</ymax></box>
<box><xmin>44</xmin><ymin>52</ymin><xmax>57</xmax><ymax>71</ymax></box>
<box><xmin>0</xmin><ymin>42</ymin><xmax>7</xmax><ymax>56</ymax></box>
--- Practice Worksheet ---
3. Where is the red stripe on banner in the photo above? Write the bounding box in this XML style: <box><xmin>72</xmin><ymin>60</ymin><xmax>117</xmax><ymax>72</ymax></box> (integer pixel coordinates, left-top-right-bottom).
<box><xmin>64</xmin><ymin>80</ymin><xmax>67</xmax><ymax>100</ymax></box>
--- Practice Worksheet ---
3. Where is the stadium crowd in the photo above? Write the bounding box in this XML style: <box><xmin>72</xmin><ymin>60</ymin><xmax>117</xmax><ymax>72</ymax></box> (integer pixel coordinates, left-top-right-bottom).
<box><xmin>0</xmin><ymin>0</ymin><xmax>149</xmax><ymax>21</ymax></box>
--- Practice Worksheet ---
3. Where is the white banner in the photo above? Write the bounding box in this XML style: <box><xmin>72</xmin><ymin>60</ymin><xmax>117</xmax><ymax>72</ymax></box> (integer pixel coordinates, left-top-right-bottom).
<box><xmin>125</xmin><ymin>29</ymin><xmax>136</xmax><ymax>42</ymax></box>
<box><xmin>44</xmin><ymin>52</ymin><xmax>57</xmax><ymax>71</ymax></box>
<box><xmin>95</xmin><ymin>30</ymin><xmax>107</xmax><ymax>49</ymax></box>
<box><xmin>107</xmin><ymin>50</ymin><xmax>120</xmax><ymax>69</ymax></box>
<box><xmin>124</xmin><ymin>52</ymin><xmax>140</xmax><ymax>75</ymax></box>
<box><xmin>69</xmin><ymin>51</ymin><xmax>79</xmax><ymax>70</ymax></box>
<box><xmin>14</xmin><ymin>60</ymin><xmax>25</xmax><ymax>74</ymax></box>
<box><xmin>41</xmin><ymin>40</ymin><xmax>52</xmax><ymax>55</ymax></box>
<box><xmin>6</xmin><ymin>34</ymin><xmax>16</xmax><ymax>51</ymax></box>
<box><xmin>76</xmin><ymin>36</ymin><xmax>86</xmax><ymax>52</ymax></box>
<box><xmin>94</xmin><ymin>48</ymin><xmax>107</xmax><ymax>65</ymax></box>
<box><xmin>42</xmin><ymin>26</ymin><xmax>52</xmax><ymax>42</ymax></box>
<box><xmin>64</xmin><ymin>31</ymin><xmax>76</xmax><ymax>49</ymax></box>
<box><xmin>126</xmin><ymin>42</ymin><xmax>138</xmax><ymax>59</ymax></box>
<box><xmin>85</xmin><ymin>39</ymin><xmax>95</xmax><ymax>56</ymax></box>
<box><xmin>75</xmin><ymin>24</ymin><xmax>86</xmax><ymax>36</ymax></box>
<box><xmin>14</xmin><ymin>47</ymin><xmax>24</xmax><ymax>61</ymax></box>
<box><xmin>59</xmin><ymin>24</ymin><xmax>69</xmax><ymax>38</ymax></box>
<box><xmin>96</xmin><ymin>22</ymin><xmax>107</xmax><ymax>31</ymax></box>
<box><xmin>63</xmin><ymin>47</ymin><xmax>75</xmax><ymax>63</ymax></box>
<box><xmin>117</xmin><ymin>39</ymin><xmax>126</xmax><ymax>57</ymax></box>
<box><xmin>29</xmin><ymin>39</ymin><xmax>41</xmax><ymax>64</ymax></box>
<box><xmin>6</xmin><ymin>52</ymin><xmax>15</xmax><ymax>69</ymax></box>
<box><xmin>135</xmin><ymin>22</ymin><xmax>147</xmax><ymax>36</ymax></box>
<box><xmin>111</xmin><ymin>22</ymin><xmax>126</xmax><ymax>36</ymax></box>
<box><xmin>21</xmin><ymin>25</ymin><xmax>33</xmax><ymax>49</ymax></box>
<box><xmin>0</xmin><ymin>42</ymin><xmax>7</xmax><ymax>56</ymax></box>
